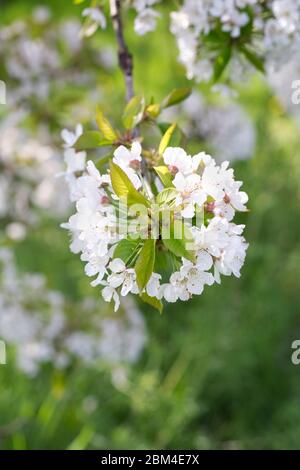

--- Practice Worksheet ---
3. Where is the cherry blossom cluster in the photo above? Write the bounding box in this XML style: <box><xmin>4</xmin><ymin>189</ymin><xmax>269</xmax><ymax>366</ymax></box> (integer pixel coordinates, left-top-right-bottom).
<box><xmin>170</xmin><ymin>0</ymin><xmax>300</xmax><ymax>83</ymax></box>
<box><xmin>62</xmin><ymin>126</ymin><xmax>248</xmax><ymax>311</ymax></box>
<box><xmin>77</xmin><ymin>0</ymin><xmax>300</xmax><ymax>87</ymax></box>
<box><xmin>62</xmin><ymin>135</ymin><xmax>135</xmax><ymax>311</ymax></box>
<box><xmin>154</xmin><ymin>148</ymin><xmax>249</xmax><ymax>302</ymax></box>
<box><xmin>0</xmin><ymin>248</ymin><xmax>146</xmax><ymax>377</ymax></box>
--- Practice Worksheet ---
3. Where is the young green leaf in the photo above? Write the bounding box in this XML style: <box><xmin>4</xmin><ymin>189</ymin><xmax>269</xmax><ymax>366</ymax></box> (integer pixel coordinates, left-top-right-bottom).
<box><xmin>162</xmin><ymin>88</ymin><xmax>191</xmax><ymax>108</ymax></box>
<box><xmin>113</xmin><ymin>238</ymin><xmax>142</xmax><ymax>264</ymax></box>
<box><xmin>213</xmin><ymin>46</ymin><xmax>232</xmax><ymax>81</ymax></box>
<box><xmin>162</xmin><ymin>220</ymin><xmax>195</xmax><ymax>262</ymax></box>
<box><xmin>140</xmin><ymin>292</ymin><xmax>163</xmax><ymax>313</ymax></box>
<box><xmin>96</xmin><ymin>107</ymin><xmax>118</xmax><ymax>142</ymax></box>
<box><xmin>146</xmin><ymin>103</ymin><xmax>160</xmax><ymax>118</ymax></box>
<box><xmin>109</xmin><ymin>161</ymin><xmax>150</xmax><ymax>207</ymax></box>
<box><xmin>240</xmin><ymin>46</ymin><xmax>265</xmax><ymax>73</ymax></box>
<box><xmin>154</xmin><ymin>249</ymin><xmax>180</xmax><ymax>274</ymax></box>
<box><xmin>158</xmin><ymin>122</ymin><xmax>183</xmax><ymax>148</ymax></box>
<box><xmin>74</xmin><ymin>131</ymin><xmax>112</xmax><ymax>151</ymax></box>
<box><xmin>135</xmin><ymin>238</ymin><xmax>156</xmax><ymax>291</ymax></box>
<box><xmin>122</xmin><ymin>96</ymin><xmax>145</xmax><ymax>130</ymax></box>
<box><xmin>153</xmin><ymin>166</ymin><xmax>174</xmax><ymax>188</ymax></box>
<box><xmin>158</xmin><ymin>123</ymin><xmax>177</xmax><ymax>155</ymax></box>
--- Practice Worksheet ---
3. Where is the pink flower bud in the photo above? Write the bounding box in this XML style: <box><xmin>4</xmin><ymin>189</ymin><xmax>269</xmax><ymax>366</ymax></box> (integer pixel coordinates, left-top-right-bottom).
<box><xmin>100</xmin><ymin>195</ymin><xmax>110</xmax><ymax>205</ymax></box>
<box><xmin>205</xmin><ymin>201</ymin><xmax>215</xmax><ymax>212</ymax></box>
<box><xmin>168</xmin><ymin>165</ymin><xmax>178</xmax><ymax>175</ymax></box>
<box><xmin>129</xmin><ymin>159</ymin><xmax>141</xmax><ymax>170</ymax></box>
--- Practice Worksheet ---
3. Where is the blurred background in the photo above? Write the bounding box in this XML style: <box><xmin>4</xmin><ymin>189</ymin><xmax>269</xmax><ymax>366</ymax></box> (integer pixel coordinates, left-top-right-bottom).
<box><xmin>0</xmin><ymin>0</ymin><xmax>300</xmax><ymax>450</ymax></box>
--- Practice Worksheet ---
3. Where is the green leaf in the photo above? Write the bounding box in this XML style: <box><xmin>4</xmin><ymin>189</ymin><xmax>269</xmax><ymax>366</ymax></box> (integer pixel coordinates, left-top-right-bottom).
<box><xmin>158</xmin><ymin>123</ymin><xmax>177</xmax><ymax>155</ymax></box>
<box><xmin>140</xmin><ymin>292</ymin><xmax>163</xmax><ymax>313</ymax></box>
<box><xmin>240</xmin><ymin>46</ymin><xmax>265</xmax><ymax>73</ymax></box>
<box><xmin>113</xmin><ymin>238</ymin><xmax>142</xmax><ymax>264</ymax></box>
<box><xmin>162</xmin><ymin>220</ymin><xmax>195</xmax><ymax>262</ymax></box>
<box><xmin>156</xmin><ymin>188</ymin><xmax>178</xmax><ymax>205</ymax></box>
<box><xmin>135</xmin><ymin>239</ymin><xmax>156</xmax><ymax>291</ymax></box>
<box><xmin>158</xmin><ymin>122</ymin><xmax>183</xmax><ymax>148</ymax></box>
<box><xmin>109</xmin><ymin>161</ymin><xmax>150</xmax><ymax>207</ymax></box>
<box><xmin>205</xmin><ymin>29</ymin><xmax>226</xmax><ymax>44</ymax></box>
<box><xmin>122</xmin><ymin>96</ymin><xmax>145</xmax><ymax>130</ymax></box>
<box><xmin>214</xmin><ymin>46</ymin><xmax>232</xmax><ymax>81</ymax></box>
<box><xmin>74</xmin><ymin>131</ymin><xmax>112</xmax><ymax>151</ymax></box>
<box><xmin>95</xmin><ymin>153</ymin><xmax>113</xmax><ymax>170</ymax></box>
<box><xmin>153</xmin><ymin>166</ymin><xmax>174</xmax><ymax>188</ymax></box>
<box><xmin>96</xmin><ymin>107</ymin><xmax>118</xmax><ymax>142</ymax></box>
<box><xmin>154</xmin><ymin>250</ymin><xmax>180</xmax><ymax>275</ymax></box>
<box><xmin>162</xmin><ymin>88</ymin><xmax>191</xmax><ymax>108</ymax></box>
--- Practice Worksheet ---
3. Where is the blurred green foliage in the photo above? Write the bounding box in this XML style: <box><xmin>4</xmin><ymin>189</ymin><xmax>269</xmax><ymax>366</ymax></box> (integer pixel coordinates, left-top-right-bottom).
<box><xmin>1</xmin><ymin>0</ymin><xmax>300</xmax><ymax>450</ymax></box>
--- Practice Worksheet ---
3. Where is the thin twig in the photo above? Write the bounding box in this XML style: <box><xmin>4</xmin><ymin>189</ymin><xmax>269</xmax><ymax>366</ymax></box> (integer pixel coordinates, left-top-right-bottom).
<box><xmin>109</xmin><ymin>0</ymin><xmax>150</xmax><ymax>180</ymax></box>
<box><xmin>109</xmin><ymin>0</ymin><xmax>134</xmax><ymax>103</ymax></box>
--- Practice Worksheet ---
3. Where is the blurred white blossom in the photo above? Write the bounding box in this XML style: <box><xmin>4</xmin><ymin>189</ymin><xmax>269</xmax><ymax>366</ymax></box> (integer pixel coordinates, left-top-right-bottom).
<box><xmin>81</xmin><ymin>7</ymin><xmax>107</xmax><ymax>37</ymax></box>
<box><xmin>169</xmin><ymin>0</ymin><xmax>300</xmax><ymax>85</ymax></box>
<box><xmin>182</xmin><ymin>92</ymin><xmax>256</xmax><ymax>162</ymax></box>
<box><xmin>0</xmin><ymin>249</ymin><xmax>147</xmax><ymax>377</ymax></box>
<box><xmin>0</xmin><ymin>8</ymin><xmax>116</xmax><ymax>236</ymax></box>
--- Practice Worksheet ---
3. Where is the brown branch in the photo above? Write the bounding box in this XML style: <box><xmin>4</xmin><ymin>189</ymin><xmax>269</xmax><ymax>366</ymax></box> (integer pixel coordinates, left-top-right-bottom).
<box><xmin>109</xmin><ymin>0</ymin><xmax>134</xmax><ymax>103</ymax></box>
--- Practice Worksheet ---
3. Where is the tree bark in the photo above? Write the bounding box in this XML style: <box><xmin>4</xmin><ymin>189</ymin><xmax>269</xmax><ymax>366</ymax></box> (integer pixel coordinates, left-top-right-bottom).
<box><xmin>109</xmin><ymin>0</ymin><xmax>134</xmax><ymax>103</ymax></box>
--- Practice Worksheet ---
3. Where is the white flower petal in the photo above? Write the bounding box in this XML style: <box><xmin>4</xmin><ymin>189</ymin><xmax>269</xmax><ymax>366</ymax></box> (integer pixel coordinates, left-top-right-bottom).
<box><xmin>109</xmin><ymin>258</ymin><xmax>125</xmax><ymax>274</ymax></box>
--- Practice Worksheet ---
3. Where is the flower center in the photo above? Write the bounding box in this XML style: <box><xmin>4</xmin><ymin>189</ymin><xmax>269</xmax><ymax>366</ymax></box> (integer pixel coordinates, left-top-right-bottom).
<box><xmin>168</xmin><ymin>165</ymin><xmax>179</xmax><ymax>175</ymax></box>
<box><xmin>224</xmin><ymin>194</ymin><xmax>230</xmax><ymax>204</ymax></box>
<box><xmin>129</xmin><ymin>159</ymin><xmax>141</xmax><ymax>170</ymax></box>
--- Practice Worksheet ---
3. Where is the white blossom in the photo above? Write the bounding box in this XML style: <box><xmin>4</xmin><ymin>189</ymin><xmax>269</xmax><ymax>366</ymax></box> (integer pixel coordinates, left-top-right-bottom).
<box><xmin>107</xmin><ymin>258</ymin><xmax>139</xmax><ymax>297</ymax></box>
<box><xmin>63</xmin><ymin>139</ymin><xmax>248</xmax><ymax>308</ymax></box>
<box><xmin>180</xmin><ymin>260</ymin><xmax>215</xmax><ymax>295</ymax></box>
<box><xmin>169</xmin><ymin>0</ymin><xmax>300</xmax><ymax>85</ymax></box>
<box><xmin>134</xmin><ymin>8</ymin><xmax>160</xmax><ymax>35</ymax></box>
<box><xmin>113</xmin><ymin>141</ymin><xmax>142</xmax><ymax>189</ymax></box>
<box><xmin>133</xmin><ymin>0</ymin><xmax>161</xmax><ymax>35</ymax></box>
<box><xmin>181</xmin><ymin>91</ymin><xmax>256</xmax><ymax>163</ymax></box>
<box><xmin>81</xmin><ymin>7</ymin><xmax>107</xmax><ymax>37</ymax></box>
<box><xmin>0</xmin><ymin>249</ymin><xmax>147</xmax><ymax>376</ymax></box>
<box><xmin>61</xmin><ymin>124</ymin><xmax>83</xmax><ymax>148</ymax></box>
